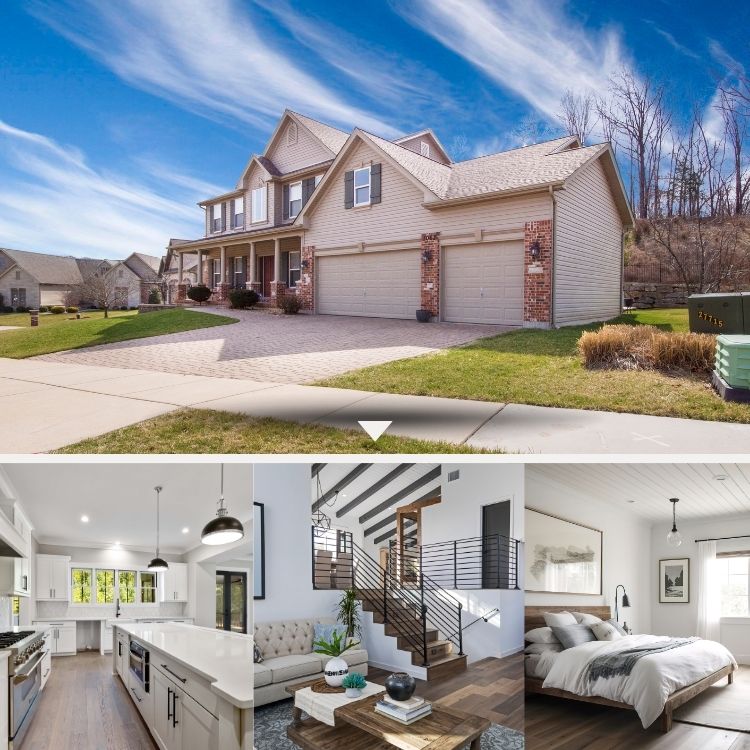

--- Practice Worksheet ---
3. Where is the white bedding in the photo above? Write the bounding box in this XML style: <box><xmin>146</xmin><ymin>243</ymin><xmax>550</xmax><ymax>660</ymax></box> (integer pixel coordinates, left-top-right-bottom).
<box><xmin>542</xmin><ymin>634</ymin><xmax>736</xmax><ymax>728</ymax></box>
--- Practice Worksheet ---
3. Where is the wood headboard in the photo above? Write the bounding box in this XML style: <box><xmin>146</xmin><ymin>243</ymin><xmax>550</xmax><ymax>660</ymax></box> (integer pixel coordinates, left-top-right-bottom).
<box><xmin>525</xmin><ymin>605</ymin><xmax>612</xmax><ymax>632</ymax></box>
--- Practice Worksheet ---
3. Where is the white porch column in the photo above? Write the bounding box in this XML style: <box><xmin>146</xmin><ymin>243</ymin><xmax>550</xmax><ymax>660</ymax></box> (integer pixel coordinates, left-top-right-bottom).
<box><xmin>249</xmin><ymin>243</ymin><xmax>256</xmax><ymax>284</ymax></box>
<box><xmin>177</xmin><ymin>252</ymin><xmax>184</xmax><ymax>283</ymax></box>
<box><xmin>196</xmin><ymin>250</ymin><xmax>203</xmax><ymax>284</ymax></box>
<box><xmin>220</xmin><ymin>246</ymin><xmax>227</xmax><ymax>284</ymax></box>
<box><xmin>273</xmin><ymin>237</ymin><xmax>281</xmax><ymax>282</ymax></box>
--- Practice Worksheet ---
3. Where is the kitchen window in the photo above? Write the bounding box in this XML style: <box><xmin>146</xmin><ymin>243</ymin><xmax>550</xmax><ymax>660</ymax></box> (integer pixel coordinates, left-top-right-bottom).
<box><xmin>251</xmin><ymin>186</ymin><xmax>267</xmax><ymax>223</ymax></box>
<box><xmin>71</xmin><ymin>568</ymin><xmax>93</xmax><ymax>604</ymax></box>
<box><xmin>96</xmin><ymin>569</ymin><xmax>115</xmax><ymax>604</ymax></box>
<box><xmin>288</xmin><ymin>181</ymin><xmax>302</xmax><ymax>218</ymax></box>
<box><xmin>211</xmin><ymin>203</ymin><xmax>223</xmax><ymax>232</ymax></box>
<box><xmin>288</xmin><ymin>251</ymin><xmax>301</xmax><ymax>288</ymax></box>
<box><xmin>119</xmin><ymin>570</ymin><xmax>136</xmax><ymax>604</ymax></box>
<box><xmin>232</xmin><ymin>196</ymin><xmax>244</xmax><ymax>228</ymax></box>
<box><xmin>353</xmin><ymin>166</ymin><xmax>370</xmax><ymax>206</ymax></box>
<box><xmin>717</xmin><ymin>553</ymin><xmax>750</xmax><ymax>617</ymax></box>
<box><xmin>139</xmin><ymin>571</ymin><xmax>158</xmax><ymax>604</ymax></box>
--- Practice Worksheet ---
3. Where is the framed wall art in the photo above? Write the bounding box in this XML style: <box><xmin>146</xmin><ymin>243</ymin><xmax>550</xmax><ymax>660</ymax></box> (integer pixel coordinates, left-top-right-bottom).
<box><xmin>659</xmin><ymin>558</ymin><xmax>689</xmax><ymax>603</ymax></box>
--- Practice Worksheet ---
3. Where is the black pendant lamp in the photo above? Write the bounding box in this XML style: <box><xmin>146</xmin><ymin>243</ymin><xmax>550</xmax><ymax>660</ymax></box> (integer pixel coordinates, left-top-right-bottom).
<box><xmin>667</xmin><ymin>497</ymin><xmax>683</xmax><ymax>548</ymax></box>
<box><xmin>148</xmin><ymin>486</ymin><xmax>169</xmax><ymax>571</ymax></box>
<box><xmin>201</xmin><ymin>464</ymin><xmax>245</xmax><ymax>546</ymax></box>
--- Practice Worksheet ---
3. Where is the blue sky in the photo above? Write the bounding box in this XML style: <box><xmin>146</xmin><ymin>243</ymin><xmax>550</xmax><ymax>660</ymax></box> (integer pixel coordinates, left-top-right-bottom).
<box><xmin>0</xmin><ymin>0</ymin><xmax>747</xmax><ymax>259</ymax></box>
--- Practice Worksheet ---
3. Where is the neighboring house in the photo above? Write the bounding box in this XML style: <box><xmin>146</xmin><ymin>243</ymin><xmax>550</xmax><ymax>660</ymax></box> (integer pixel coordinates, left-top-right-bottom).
<box><xmin>0</xmin><ymin>247</ymin><xmax>112</xmax><ymax>309</ymax></box>
<box><xmin>161</xmin><ymin>244</ymin><xmax>198</xmax><ymax>303</ymax></box>
<box><xmin>168</xmin><ymin>110</ymin><xmax>633</xmax><ymax>327</ymax></box>
<box><xmin>105</xmin><ymin>252</ymin><xmax>163</xmax><ymax>308</ymax></box>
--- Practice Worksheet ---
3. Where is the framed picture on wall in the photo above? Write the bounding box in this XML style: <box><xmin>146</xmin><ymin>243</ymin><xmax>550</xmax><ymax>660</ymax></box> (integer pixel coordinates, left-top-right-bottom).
<box><xmin>659</xmin><ymin>558</ymin><xmax>689</xmax><ymax>603</ymax></box>
<box><xmin>525</xmin><ymin>507</ymin><xmax>603</xmax><ymax>595</ymax></box>
<box><xmin>254</xmin><ymin>502</ymin><xmax>265</xmax><ymax>600</ymax></box>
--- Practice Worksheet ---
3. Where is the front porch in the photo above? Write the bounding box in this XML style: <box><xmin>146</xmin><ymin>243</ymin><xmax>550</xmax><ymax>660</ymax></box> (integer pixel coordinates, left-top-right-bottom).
<box><xmin>171</xmin><ymin>232</ymin><xmax>312</xmax><ymax>309</ymax></box>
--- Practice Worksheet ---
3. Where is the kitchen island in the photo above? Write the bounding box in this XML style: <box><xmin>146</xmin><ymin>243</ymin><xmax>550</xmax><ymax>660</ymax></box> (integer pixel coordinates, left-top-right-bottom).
<box><xmin>113</xmin><ymin>622</ymin><xmax>252</xmax><ymax>750</ymax></box>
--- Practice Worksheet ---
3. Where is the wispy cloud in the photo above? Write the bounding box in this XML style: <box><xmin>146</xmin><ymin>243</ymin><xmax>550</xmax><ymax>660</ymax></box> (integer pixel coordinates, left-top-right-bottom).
<box><xmin>643</xmin><ymin>20</ymin><xmax>700</xmax><ymax>60</ymax></box>
<box><xmin>394</xmin><ymin>0</ymin><xmax>627</xmax><ymax>121</ymax></box>
<box><xmin>28</xmin><ymin>0</ymin><xmax>398</xmax><ymax>137</ymax></box>
<box><xmin>0</xmin><ymin>121</ymin><xmax>207</xmax><ymax>258</ymax></box>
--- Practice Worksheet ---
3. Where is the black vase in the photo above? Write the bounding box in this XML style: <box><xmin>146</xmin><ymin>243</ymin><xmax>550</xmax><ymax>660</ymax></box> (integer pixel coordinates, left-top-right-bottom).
<box><xmin>384</xmin><ymin>672</ymin><xmax>416</xmax><ymax>701</ymax></box>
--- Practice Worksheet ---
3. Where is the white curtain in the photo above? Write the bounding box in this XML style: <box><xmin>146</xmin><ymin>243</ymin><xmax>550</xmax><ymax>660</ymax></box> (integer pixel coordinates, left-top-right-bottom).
<box><xmin>696</xmin><ymin>540</ymin><xmax>721</xmax><ymax>642</ymax></box>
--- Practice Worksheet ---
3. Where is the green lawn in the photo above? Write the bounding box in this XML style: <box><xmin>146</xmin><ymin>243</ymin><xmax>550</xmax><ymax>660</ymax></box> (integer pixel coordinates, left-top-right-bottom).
<box><xmin>57</xmin><ymin>410</ymin><xmax>497</xmax><ymax>454</ymax></box>
<box><xmin>320</xmin><ymin>309</ymin><xmax>750</xmax><ymax>424</ymax></box>
<box><xmin>0</xmin><ymin>309</ymin><xmax>237</xmax><ymax>358</ymax></box>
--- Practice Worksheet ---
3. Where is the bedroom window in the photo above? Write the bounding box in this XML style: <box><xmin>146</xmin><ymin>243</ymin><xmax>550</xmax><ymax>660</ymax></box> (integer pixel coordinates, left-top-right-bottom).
<box><xmin>251</xmin><ymin>186</ymin><xmax>267</xmax><ymax>223</ymax></box>
<box><xmin>232</xmin><ymin>196</ymin><xmax>244</xmax><ymax>228</ymax></box>
<box><xmin>353</xmin><ymin>166</ymin><xmax>370</xmax><ymax>206</ymax></box>
<box><xmin>211</xmin><ymin>204</ymin><xmax>223</xmax><ymax>232</ymax></box>
<box><xmin>716</xmin><ymin>553</ymin><xmax>750</xmax><ymax>617</ymax></box>
<box><xmin>288</xmin><ymin>181</ymin><xmax>302</xmax><ymax>218</ymax></box>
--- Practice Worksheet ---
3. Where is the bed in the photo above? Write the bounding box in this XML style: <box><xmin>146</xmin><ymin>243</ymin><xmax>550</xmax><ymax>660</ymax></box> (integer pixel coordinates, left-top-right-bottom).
<box><xmin>524</xmin><ymin>605</ymin><xmax>737</xmax><ymax>732</ymax></box>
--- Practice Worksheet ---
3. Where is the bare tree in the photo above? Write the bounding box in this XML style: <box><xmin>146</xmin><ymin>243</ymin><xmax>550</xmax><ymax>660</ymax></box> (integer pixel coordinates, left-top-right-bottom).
<box><xmin>510</xmin><ymin>115</ymin><xmax>558</xmax><ymax>147</ymax></box>
<box><xmin>449</xmin><ymin>134</ymin><xmax>471</xmax><ymax>161</ymax></box>
<box><xmin>719</xmin><ymin>89</ymin><xmax>750</xmax><ymax>214</ymax></box>
<box><xmin>76</xmin><ymin>269</ymin><xmax>136</xmax><ymax>318</ymax></box>
<box><xmin>558</xmin><ymin>90</ymin><xmax>597</xmax><ymax>145</ymax></box>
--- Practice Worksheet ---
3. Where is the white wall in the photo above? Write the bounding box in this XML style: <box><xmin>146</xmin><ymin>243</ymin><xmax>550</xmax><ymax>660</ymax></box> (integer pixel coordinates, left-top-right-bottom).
<box><xmin>253</xmin><ymin>464</ymin><xmax>341</xmax><ymax>624</ymax></box>
<box><xmin>650</xmin><ymin>514</ymin><xmax>750</xmax><ymax>664</ymax></box>
<box><xmin>525</xmin><ymin>471</ymin><xmax>652</xmax><ymax>634</ymax></box>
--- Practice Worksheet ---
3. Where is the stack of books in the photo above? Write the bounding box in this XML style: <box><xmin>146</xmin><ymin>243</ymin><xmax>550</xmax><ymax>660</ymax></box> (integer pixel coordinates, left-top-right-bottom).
<box><xmin>375</xmin><ymin>694</ymin><xmax>432</xmax><ymax>725</ymax></box>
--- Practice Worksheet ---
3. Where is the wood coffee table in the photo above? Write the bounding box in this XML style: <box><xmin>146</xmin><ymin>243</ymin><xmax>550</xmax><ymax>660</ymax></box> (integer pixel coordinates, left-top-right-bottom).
<box><xmin>286</xmin><ymin>679</ymin><xmax>490</xmax><ymax>750</ymax></box>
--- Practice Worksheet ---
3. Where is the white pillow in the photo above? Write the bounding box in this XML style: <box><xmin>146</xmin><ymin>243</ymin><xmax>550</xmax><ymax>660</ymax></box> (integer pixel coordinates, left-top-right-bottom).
<box><xmin>524</xmin><ymin>626</ymin><xmax>560</xmax><ymax>644</ymax></box>
<box><xmin>572</xmin><ymin>612</ymin><xmax>603</xmax><ymax>625</ymax></box>
<box><xmin>524</xmin><ymin>642</ymin><xmax>563</xmax><ymax>655</ymax></box>
<box><xmin>590</xmin><ymin>621</ymin><xmax>623</xmax><ymax>641</ymax></box>
<box><xmin>543</xmin><ymin>611</ymin><xmax>577</xmax><ymax>627</ymax></box>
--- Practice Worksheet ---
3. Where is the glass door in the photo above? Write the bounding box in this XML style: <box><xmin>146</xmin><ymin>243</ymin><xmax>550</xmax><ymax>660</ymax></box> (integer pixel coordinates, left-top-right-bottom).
<box><xmin>215</xmin><ymin>571</ymin><xmax>247</xmax><ymax>633</ymax></box>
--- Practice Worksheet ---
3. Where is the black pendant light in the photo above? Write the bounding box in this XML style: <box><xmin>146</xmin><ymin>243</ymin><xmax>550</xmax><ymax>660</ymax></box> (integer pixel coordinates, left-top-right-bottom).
<box><xmin>201</xmin><ymin>464</ymin><xmax>245</xmax><ymax>546</ymax></box>
<box><xmin>667</xmin><ymin>497</ymin><xmax>683</xmax><ymax>548</ymax></box>
<box><xmin>148</xmin><ymin>486</ymin><xmax>169</xmax><ymax>571</ymax></box>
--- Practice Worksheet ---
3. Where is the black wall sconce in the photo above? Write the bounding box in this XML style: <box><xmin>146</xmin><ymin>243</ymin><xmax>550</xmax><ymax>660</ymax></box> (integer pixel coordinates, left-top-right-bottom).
<box><xmin>421</xmin><ymin>249</ymin><xmax>432</xmax><ymax>264</ymax></box>
<box><xmin>301</xmin><ymin>259</ymin><xmax>309</xmax><ymax>270</ymax></box>
<box><xmin>530</xmin><ymin>239</ymin><xmax>541</xmax><ymax>260</ymax></box>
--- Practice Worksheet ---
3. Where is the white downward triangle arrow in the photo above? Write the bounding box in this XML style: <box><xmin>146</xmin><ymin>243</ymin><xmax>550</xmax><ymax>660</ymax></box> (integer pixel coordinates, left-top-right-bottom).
<box><xmin>358</xmin><ymin>420</ymin><xmax>392</xmax><ymax>441</ymax></box>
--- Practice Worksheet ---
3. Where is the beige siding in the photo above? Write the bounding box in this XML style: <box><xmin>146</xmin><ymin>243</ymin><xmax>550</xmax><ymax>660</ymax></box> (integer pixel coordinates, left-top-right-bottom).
<box><xmin>266</xmin><ymin>120</ymin><xmax>332</xmax><ymax>174</ymax></box>
<box><xmin>305</xmin><ymin>140</ymin><xmax>550</xmax><ymax>249</ymax></box>
<box><xmin>245</xmin><ymin>163</ymin><xmax>274</xmax><ymax>228</ymax></box>
<box><xmin>397</xmin><ymin>134</ymin><xmax>451</xmax><ymax>165</ymax></box>
<box><xmin>553</xmin><ymin>157</ymin><xmax>623</xmax><ymax>326</ymax></box>
<box><xmin>0</xmin><ymin>266</ymin><xmax>40</xmax><ymax>308</ymax></box>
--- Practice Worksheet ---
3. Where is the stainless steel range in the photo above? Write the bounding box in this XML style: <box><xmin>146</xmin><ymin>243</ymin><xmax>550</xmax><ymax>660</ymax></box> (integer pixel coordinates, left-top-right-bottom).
<box><xmin>0</xmin><ymin>629</ymin><xmax>47</xmax><ymax>748</ymax></box>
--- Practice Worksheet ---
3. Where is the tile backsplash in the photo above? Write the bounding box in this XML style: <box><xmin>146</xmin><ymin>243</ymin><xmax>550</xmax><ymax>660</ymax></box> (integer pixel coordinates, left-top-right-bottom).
<box><xmin>0</xmin><ymin>597</ymin><xmax>12</xmax><ymax>630</ymax></box>
<box><xmin>36</xmin><ymin>600</ymin><xmax>187</xmax><ymax>620</ymax></box>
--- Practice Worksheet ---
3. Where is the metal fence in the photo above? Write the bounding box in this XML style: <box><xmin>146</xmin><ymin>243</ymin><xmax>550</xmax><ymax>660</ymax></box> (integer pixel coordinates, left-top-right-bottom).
<box><xmin>624</xmin><ymin>262</ymin><xmax>750</xmax><ymax>286</ymax></box>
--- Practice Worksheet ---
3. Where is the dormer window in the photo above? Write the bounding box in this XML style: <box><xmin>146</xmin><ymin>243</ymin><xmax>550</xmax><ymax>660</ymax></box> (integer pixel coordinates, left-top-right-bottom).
<box><xmin>420</xmin><ymin>141</ymin><xmax>430</xmax><ymax>158</ymax></box>
<box><xmin>288</xmin><ymin>181</ymin><xmax>302</xmax><ymax>218</ymax></box>
<box><xmin>353</xmin><ymin>166</ymin><xmax>371</xmax><ymax>206</ymax></box>
<box><xmin>287</xmin><ymin>122</ymin><xmax>298</xmax><ymax>145</ymax></box>
<box><xmin>232</xmin><ymin>196</ymin><xmax>244</xmax><ymax>229</ymax></box>
<box><xmin>211</xmin><ymin>204</ymin><xmax>223</xmax><ymax>232</ymax></box>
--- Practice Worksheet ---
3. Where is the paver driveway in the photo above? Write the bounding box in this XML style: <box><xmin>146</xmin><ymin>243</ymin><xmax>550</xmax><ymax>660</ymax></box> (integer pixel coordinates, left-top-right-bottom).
<box><xmin>36</xmin><ymin>307</ymin><xmax>510</xmax><ymax>384</ymax></box>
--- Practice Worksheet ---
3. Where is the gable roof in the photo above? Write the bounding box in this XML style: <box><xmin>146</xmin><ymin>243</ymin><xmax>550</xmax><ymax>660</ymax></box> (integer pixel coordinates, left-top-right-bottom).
<box><xmin>392</xmin><ymin>129</ymin><xmax>452</xmax><ymax>164</ymax></box>
<box><xmin>0</xmin><ymin>248</ymin><xmax>84</xmax><ymax>285</ymax></box>
<box><xmin>121</xmin><ymin>252</ymin><xmax>162</xmax><ymax>281</ymax></box>
<box><xmin>287</xmin><ymin>111</ymin><xmax>349</xmax><ymax>155</ymax></box>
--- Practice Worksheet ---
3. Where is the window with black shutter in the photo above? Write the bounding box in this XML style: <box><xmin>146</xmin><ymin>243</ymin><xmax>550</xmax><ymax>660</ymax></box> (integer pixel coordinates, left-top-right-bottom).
<box><xmin>344</xmin><ymin>170</ymin><xmax>354</xmax><ymax>209</ymax></box>
<box><xmin>370</xmin><ymin>163</ymin><xmax>382</xmax><ymax>205</ymax></box>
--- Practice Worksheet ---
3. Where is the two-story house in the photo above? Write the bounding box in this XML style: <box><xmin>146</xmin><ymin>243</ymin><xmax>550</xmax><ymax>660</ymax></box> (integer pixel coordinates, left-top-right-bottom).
<box><xmin>169</xmin><ymin>110</ymin><xmax>633</xmax><ymax>328</ymax></box>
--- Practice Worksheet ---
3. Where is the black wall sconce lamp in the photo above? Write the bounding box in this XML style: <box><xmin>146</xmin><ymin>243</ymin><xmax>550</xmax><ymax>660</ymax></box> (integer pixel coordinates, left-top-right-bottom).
<box><xmin>615</xmin><ymin>584</ymin><xmax>631</xmax><ymax>622</ymax></box>
<box><xmin>421</xmin><ymin>249</ymin><xmax>433</xmax><ymax>264</ymax></box>
<box><xmin>530</xmin><ymin>239</ymin><xmax>541</xmax><ymax>261</ymax></box>
<box><xmin>301</xmin><ymin>259</ymin><xmax>309</xmax><ymax>270</ymax></box>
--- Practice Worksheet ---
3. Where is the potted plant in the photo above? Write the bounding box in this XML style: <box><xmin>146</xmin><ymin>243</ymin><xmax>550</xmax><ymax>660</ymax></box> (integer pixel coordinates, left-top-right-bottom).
<box><xmin>336</xmin><ymin>589</ymin><xmax>362</xmax><ymax>641</ymax></box>
<box><xmin>341</xmin><ymin>672</ymin><xmax>367</xmax><ymax>699</ymax></box>
<box><xmin>416</xmin><ymin>309</ymin><xmax>431</xmax><ymax>323</ymax></box>
<box><xmin>313</xmin><ymin>629</ymin><xmax>360</xmax><ymax>687</ymax></box>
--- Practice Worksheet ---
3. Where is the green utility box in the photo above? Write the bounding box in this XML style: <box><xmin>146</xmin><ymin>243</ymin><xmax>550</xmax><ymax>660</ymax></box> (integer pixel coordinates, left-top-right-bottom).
<box><xmin>715</xmin><ymin>335</ymin><xmax>750</xmax><ymax>389</ymax></box>
<box><xmin>688</xmin><ymin>293</ymin><xmax>747</xmax><ymax>334</ymax></box>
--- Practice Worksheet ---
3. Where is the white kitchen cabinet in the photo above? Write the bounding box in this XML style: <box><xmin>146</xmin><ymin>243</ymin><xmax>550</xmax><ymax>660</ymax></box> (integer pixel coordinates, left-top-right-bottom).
<box><xmin>41</xmin><ymin>630</ymin><xmax>52</xmax><ymax>689</ymax></box>
<box><xmin>159</xmin><ymin>563</ymin><xmax>188</xmax><ymax>603</ymax></box>
<box><xmin>152</xmin><ymin>667</ymin><xmax>180</xmax><ymax>750</ymax></box>
<box><xmin>37</xmin><ymin>621</ymin><xmax>76</xmax><ymax>655</ymax></box>
<box><xmin>36</xmin><ymin>554</ymin><xmax>70</xmax><ymax>601</ymax></box>
<box><xmin>180</xmin><ymin>691</ymin><xmax>219</xmax><ymax>750</ymax></box>
<box><xmin>128</xmin><ymin>665</ymin><xmax>154</xmax><ymax>729</ymax></box>
<box><xmin>0</xmin><ymin>555</ymin><xmax>29</xmax><ymax>596</ymax></box>
<box><xmin>115</xmin><ymin>632</ymin><xmax>129</xmax><ymax>681</ymax></box>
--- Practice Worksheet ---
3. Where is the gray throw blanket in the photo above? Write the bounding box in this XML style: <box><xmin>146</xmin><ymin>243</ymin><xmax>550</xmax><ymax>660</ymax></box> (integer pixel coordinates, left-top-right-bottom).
<box><xmin>585</xmin><ymin>638</ymin><xmax>699</xmax><ymax>683</ymax></box>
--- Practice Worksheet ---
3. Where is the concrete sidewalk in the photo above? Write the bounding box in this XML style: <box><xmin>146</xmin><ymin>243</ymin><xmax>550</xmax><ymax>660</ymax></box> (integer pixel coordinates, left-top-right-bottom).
<box><xmin>1</xmin><ymin>358</ymin><xmax>749</xmax><ymax>453</ymax></box>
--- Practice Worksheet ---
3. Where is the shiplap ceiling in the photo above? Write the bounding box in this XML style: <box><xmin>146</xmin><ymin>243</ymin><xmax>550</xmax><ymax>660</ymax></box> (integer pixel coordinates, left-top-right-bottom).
<box><xmin>312</xmin><ymin>463</ymin><xmax>441</xmax><ymax>543</ymax></box>
<box><xmin>529</xmin><ymin>464</ymin><xmax>750</xmax><ymax>522</ymax></box>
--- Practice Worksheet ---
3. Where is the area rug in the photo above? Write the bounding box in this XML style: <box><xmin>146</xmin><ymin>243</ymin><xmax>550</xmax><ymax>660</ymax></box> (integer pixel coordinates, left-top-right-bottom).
<box><xmin>673</xmin><ymin>666</ymin><xmax>749</xmax><ymax>732</ymax></box>
<box><xmin>254</xmin><ymin>699</ymin><xmax>525</xmax><ymax>749</ymax></box>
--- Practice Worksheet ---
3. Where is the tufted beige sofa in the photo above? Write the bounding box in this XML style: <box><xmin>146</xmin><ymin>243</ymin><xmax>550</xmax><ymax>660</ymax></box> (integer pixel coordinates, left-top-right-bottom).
<box><xmin>253</xmin><ymin>618</ymin><xmax>369</xmax><ymax>706</ymax></box>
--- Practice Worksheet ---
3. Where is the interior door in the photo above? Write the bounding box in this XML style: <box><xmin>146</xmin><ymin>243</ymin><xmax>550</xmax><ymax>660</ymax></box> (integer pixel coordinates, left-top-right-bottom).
<box><xmin>482</xmin><ymin>500</ymin><xmax>511</xmax><ymax>588</ymax></box>
<box><xmin>215</xmin><ymin>571</ymin><xmax>248</xmax><ymax>633</ymax></box>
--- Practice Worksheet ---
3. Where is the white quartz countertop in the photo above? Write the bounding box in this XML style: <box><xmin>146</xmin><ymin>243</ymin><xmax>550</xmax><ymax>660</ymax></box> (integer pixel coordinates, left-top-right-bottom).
<box><xmin>33</xmin><ymin>617</ymin><xmax>192</xmax><ymax>623</ymax></box>
<box><xmin>114</xmin><ymin>622</ymin><xmax>252</xmax><ymax>709</ymax></box>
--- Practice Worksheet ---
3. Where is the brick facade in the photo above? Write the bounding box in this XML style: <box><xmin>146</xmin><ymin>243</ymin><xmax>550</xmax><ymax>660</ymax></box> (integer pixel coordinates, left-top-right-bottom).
<box><xmin>215</xmin><ymin>283</ymin><xmax>230</xmax><ymax>303</ymax></box>
<box><xmin>271</xmin><ymin>281</ymin><xmax>287</xmax><ymax>305</ymax></box>
<box><xmin>523</xmin><ymin>220</ymin><xmax>553</xmax><ymax>327</ymax></box>
<box><xmin>176</xmin><ymin>283</ymin><xmax>188</xmax><ymax>302</ymax></box>
<box><xmin>297</xmin><ymin>245</ymin><xmax>315</xmax><ymax>311</ymax></box>
<box><xmin>247</xmin><ymin>281</ymin><xmax>262</xmax><ymax>296</ymax></box>
<box><xmin>420</xmin><ymin>233</ymin><xmax>440</xmax><ymax>318</ymax></box>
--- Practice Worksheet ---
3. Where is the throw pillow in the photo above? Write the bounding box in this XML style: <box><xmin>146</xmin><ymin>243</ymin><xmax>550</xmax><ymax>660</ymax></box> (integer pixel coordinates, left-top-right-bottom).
<box><xmin>313</xmin><ymin>622</ymin><xmax>347</xmax><ymax>646</ymax></box>
<box><xmin>543</xmin><ymin>611</ymin><xmax>577</xmax><ymax>627</ymax></box>
<box><xmin>253</xmin><ymin>643</ymin><xmax>264</xmax><ymax>663</ymax></box>
<box><xmin>606</xmin><ymin>619</ymin><xmax>628</xmax><ymax>635</ymax></box>
<box><xmin>524</xmin><ymin>642</ymin><xmax>563</xmax><ymax>655</ymax></box>
<box><xmin>572</xmin><ymin>612</ymin><xmax>603</xmax><ymax>625</ymax></box>
<box><xmin>591</xmin><ymin>621</ymin><xmax>624</xmax><ymax>641</ymax></box>
<box><xmin>524</xmin><ymin>626</ymin><xmax>560</xmax><ymax>645</ymax></box>
<box><xmin>551</xmin><ymin>624</ymin><xmax>597</xmax><ymax>650</ymax></box>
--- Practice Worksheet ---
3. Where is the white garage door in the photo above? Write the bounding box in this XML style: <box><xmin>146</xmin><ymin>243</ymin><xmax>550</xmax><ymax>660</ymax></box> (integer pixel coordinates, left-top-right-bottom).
<box><xmin>443</xmin><ymin>241</ymin><xmax>524</xmax><ymax>325</ymax></box>
<box><xmin>317</xmin><ymin>250</ymin><xmax>421</xmax><ymax>318</ymax></box>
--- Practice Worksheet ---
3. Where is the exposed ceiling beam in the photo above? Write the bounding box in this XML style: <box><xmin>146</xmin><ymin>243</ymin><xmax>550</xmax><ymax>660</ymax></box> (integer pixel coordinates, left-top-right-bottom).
<box><xmin>373</xmin><ymin>527</ymin><xmax>398</xmax><ymax>545</ymax></box>
<box><xmin>311</xmin><ymin>464</ymin><xmax>326</xmax><ymax>479</ymax></box>
<box><xmin>363</xmin><ymin>514</ymin><xmax>415</xmax><ymax>539</ymax></box>
<box><xmin>313</xmin><ymin>464</ymin><xmax>371</xmax><ymax>512</ymax></box>
<box><xmin>335</xmin><ymin>464</ymin><xmax>414</xmax><ymax>518</ymax></box>
<box><xmin>358</xmin><ymin>467</ymin><xmax>441</xmax><ymax>524</ymax></box>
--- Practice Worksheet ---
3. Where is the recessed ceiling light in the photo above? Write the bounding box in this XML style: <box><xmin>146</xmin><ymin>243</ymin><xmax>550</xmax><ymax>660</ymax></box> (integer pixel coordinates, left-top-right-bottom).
<box><xmin>713</xmin><ymin>474</ymin><xmax>728</xmax><ymax>481</ymax></box>
<box><xmin>182</xmin><ymin>527</ymin><xmax>189</xmax><ymax>534</ymax></box>
<box><xmin>80</xmin><ymin>515</ymin><xmax>89</xmax><ymax>523</ymax></box>
<box><xmin>626</xmin><ymin>500</ymin><xmax>636</xmax><ymax>504</ymax></box>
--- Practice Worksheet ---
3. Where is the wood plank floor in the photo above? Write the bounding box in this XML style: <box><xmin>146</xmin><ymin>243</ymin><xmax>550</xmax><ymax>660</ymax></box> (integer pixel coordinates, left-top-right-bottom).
<box><xmin>526</xmin><ymin>693</ymin><xmax>750</xmax><ymax>750</ymax></box>
<box><xmin>368</xmin><ymin>653</ymin><xmax>524</xmax><ymax>733</ymax></box>
<box><xmin>18</xmin><ymin>652</ymin><xmax>157</xmax><ymax>750</ymax></box>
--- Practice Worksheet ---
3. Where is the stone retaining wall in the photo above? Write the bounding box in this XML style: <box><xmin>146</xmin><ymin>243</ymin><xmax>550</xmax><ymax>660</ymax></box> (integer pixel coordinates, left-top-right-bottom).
<box><xmin>624</xmin><ymin>283</ymin><xmax>689</xmax><ymax>308</ymax></box>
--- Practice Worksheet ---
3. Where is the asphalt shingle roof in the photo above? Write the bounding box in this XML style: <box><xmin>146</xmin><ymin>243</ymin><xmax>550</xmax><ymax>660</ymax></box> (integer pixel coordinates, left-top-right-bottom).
<box><xmin>291</xmin><ymin>112</ymin><xmax>349</xmax><ymax>155</ymax></box>
<box><xmin>0</xmin><ymin>248</ymin><xmax>84</xmax><ymax>284</ymax></box>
